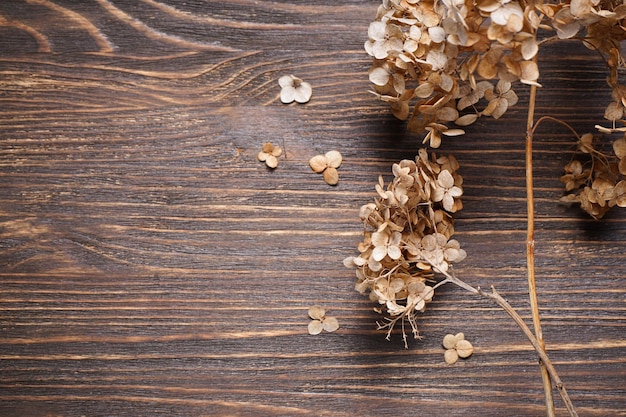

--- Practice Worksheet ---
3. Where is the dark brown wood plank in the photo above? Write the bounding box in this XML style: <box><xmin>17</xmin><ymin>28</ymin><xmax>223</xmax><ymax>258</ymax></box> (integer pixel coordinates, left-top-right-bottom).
<box><xmin>1</xmin><ymin>1</ymin><xmax>625</xmax><ymax>416</ymax></box>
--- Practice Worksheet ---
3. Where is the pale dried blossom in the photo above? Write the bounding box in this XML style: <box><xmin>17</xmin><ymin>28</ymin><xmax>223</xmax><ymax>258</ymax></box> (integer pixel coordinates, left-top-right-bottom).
<box><xmin>279</xmin><ymin>75</ymin><xmax>312</xmax><ymax>104</ymax></box>
<box><xmin>307</xmin><ymin>305</ymin><xmax>339</xmax><ymax>335</ymax></box>
<box><xmin>257</xmin><ymin>142</ymin><xmax>282</xmax><ymax>169</ymax></box>
<box><xmin>443</xmin><ymin>332</ymin><xmax>474</xmax><ymax>364</ymax></box>
<box><xmin>365</xmin><ymin>0</ymin><xmax>626</xmax><ymax>149</ymax></box>
<box><xmin>309</xmin><ymin>150</ymin><xmax>343</xmax><ymax>185</ymax></box>
<box><xmin>344</xmin><ymin>149</ymin><xmax>465</xmax><ymax>347</ymax></box>
<box><xmin>560</xmin><ymin>131</ymin><xmax>626</xmax><ymax>218</ymax></box>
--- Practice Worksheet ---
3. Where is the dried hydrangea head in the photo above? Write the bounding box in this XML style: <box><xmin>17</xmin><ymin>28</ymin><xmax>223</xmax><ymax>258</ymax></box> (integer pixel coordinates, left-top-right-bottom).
<box><xmin>279</xmin><ymin>74</ymin><xmax>312</xmax><ymax>104</ymax></box>
<box><xmin>560</xmin><ymin>131</ymin><xmax>626</xmax><ymax>218</ymax></box>
<box><xmin>365</xmin><ymin>0</ymin><xmax>626</xmax><ymax>147</ymax></box>
<box><xmin>307</xmin><ymin>305</ymin><xmax>339</xmax><ymax>335</ymax></box>
<box><xmin>345</xmin><ymin>149</ymin><xmax>466</xmax><ymax>347</ymax></box>
<box><xmin>309</xmin><ymin>150</ymin><xmax>343</xmax><ymax>185</ymax></box>
<box><xmin>443</xmin><ymin>332</ymin><xmax>474</xmax><ymax>364</ymax></box>
<box><xmin>257</xmin><ymin>142</ymin><xmax>282</xmax><ymax>169</ymax></box>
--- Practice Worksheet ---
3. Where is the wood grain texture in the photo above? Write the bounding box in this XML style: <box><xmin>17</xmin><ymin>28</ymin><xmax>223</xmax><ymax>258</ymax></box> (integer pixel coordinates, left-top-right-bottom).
<box><xmin>0</xmin><ymin>1</ymin><xmax>625</xmax><ymax>416</ymax></box>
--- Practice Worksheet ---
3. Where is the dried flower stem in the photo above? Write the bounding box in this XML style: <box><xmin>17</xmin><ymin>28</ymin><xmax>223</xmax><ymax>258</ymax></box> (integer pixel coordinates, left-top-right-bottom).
<box><xmin>440</xmin><ymin>270</ymin><xmax>578</xmax><ymax>417</ymax></box>
<box><xmin>526</xmin><ymin>82</ymin><xmax>556</xmax><ymax>417</ymax></box>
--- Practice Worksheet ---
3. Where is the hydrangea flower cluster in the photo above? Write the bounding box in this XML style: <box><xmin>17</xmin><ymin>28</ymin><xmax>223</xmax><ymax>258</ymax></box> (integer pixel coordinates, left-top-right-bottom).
<box><xmin>365</xmin><ymin>0</ymin><xmax>626</xmax><ymax>147</ymax></box>
<box><xmin>344</xmin><ymin>149</ymin><xmax>466</xmax><ymax>346</ymax></box>
<box><xmin>560</xmin><ymin>133</ymin><xmax>626</xmax><ymax>218</ymax></box>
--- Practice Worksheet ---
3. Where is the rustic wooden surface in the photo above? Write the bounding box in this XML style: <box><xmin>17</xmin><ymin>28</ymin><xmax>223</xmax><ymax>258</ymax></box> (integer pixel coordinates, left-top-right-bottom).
<box><xmin>1</xmin><ymin>1</ymin><xmax>625</xmax><ymax>416</ymax></box>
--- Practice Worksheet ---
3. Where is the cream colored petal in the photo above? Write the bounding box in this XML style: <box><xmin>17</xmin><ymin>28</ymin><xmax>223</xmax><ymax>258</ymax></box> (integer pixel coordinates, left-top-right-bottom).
<box><xmin>308</xmin><ymin>320</ymin><xmax>324</xmax><ymax>335</ymax></box>
<box><xmin>265</xmin><ymin>155</ymin><xmax>278</xmax><ymax>169</ymax></box>
<box><xmin>280</xmin><ymin>86</ymin><xmax>296</xmax><ymax>104</ymax></box>
<box><xmin>325</xmin><ymin>150</ymin><xmax>343</xmax><ymax>168</ymax></box>
<box><xmin>323</xmin><ymin>167</ymin><xmax>339</xmax><ymax>185</ymax></box>
<box><xmin>322</xmin><ymin>316</ymin><xmax>339</xmax><ymax>332</ymax></box>
<box><xmin>309</xmin><ymin>155</ymin><xmax>328</xmax><ymax>173</ymax></box>
<box><xmin>444</xmin><ymin>349</ymin><xmax>459</xmax><ymax>364</ymax></box>
<box><xmin>443</xmin><ymin>333</ymin><xmax>458</xmax><ymax>349</ymax></box>
<box><xmin>455</xmin><ymin>113</ymin><xmax>478</xmax><ymax>126</ymax></box>
<box><xmin>369</xmin><ymin>66</ymin><xmax>390</xmax><ymax>86</ymax></box>
<box><xmin>456</xmin><ymin>339</ymin><xmax>474</xmax><ymax>358</ymax></box>
<box><xmin>387</xmin><ymin>245</ymin><xmax>402</xmax><ymax>260</ymax></box>
<box><xmin>278</xmin><ymin>75</ymin><xmax>294</xmax><ymax>88</ymax></box>
<box><xmin>372</xmin><ymin>246</ymin><xmax>388</xmax><ymax>262</ymax></box>
<box><xmin>257</xmin><ymin>151</ymin><xmax>269</xmax><ymax>162</ymax></box>
<box><xmin>294</xmin><ymin>82</ymin><xmax>312</xmax><ymax>103</ymax></box>
<box><xmin>308</xmin><ymin>305</ymin><xmax>326</xmax><ymax>320</ymax></box>
<box><xmin>368</xmin><ymin>21</ymin><xmax>387</xmax><ymax>41</ymax></box>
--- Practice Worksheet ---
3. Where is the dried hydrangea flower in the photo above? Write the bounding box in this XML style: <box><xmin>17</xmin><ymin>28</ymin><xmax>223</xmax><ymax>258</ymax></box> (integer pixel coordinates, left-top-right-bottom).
<box><xmin>309</xmin><ymin>150</ymin><xmax>343</xmax><ymax>185</ymax></box>
<box><xmin>307</xmin><ymin>305</ymin><xmax>339</xmax><ymax>335</ymax></box>
<box><xmin>363</xmin><ymin>0</ymin><xmax>626</xmax><ymax>146</ymax></box>
<box><xmin>257</xmin><ymin>142</ymin><xmax>282</xmax><ymax>169</ymax></box>
<box><xmin>560</xmin><ymin>131</ymin><xmax>626</xmax><ymax>218</ymax></box>
<box><xmin>443</xmin><ymin>332</ymin><xmax>474</xmax><ymax>364</ymax></box>
<box><xmin>344</xmin><ymin>149</ymin><xmax>465</xmax><ymax>347</ymax></box>
<box><xmin>279</xmin><ymin>75</ymin><xmax>312</xmax><ymax>104</ymax></box>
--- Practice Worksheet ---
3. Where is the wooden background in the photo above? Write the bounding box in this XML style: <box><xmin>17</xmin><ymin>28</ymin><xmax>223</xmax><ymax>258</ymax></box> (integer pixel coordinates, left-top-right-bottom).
<box><xmin>1</xmin><ymin>1</ymin><xmax>625</xmax><ymax>416</ymax></box>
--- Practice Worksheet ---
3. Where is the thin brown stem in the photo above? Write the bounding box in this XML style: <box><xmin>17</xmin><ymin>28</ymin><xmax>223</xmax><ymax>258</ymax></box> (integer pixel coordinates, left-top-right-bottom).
<box><xmin>526</xmin><ymin>83</ymin><xmax>556</xmax><ymax>417</ymax></box>
<box><xmin>441</xmin><ymin>271</ymin><xmax>578</xmax><ymax>417</ymax></box>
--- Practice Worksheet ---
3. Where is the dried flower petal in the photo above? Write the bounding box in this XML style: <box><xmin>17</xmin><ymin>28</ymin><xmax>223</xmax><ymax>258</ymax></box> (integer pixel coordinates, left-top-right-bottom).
<box><xmin>308</xmin><ymin>320</ymin><xmax>324</xmax><ymax>335</ymax></box>
<box><xmin>323</xmin><ymin>167</ymin><xmax>339</xmax><ymax>185</ymax></box>
<box><xmin>322</xmin><ymin>316</ymin><xmax>340</xmax><ymax>332</ymax></box>
<box><xmin>309</xmin><ymin>155</ymin><xmax>328</xmax><ymax>173</ymax></box>
<box><xmin>325</xmin><ymin>150</ymin><xmax>343</xmax><ymax>168</ymax></box>
<box><xmin>444</xmin><ymin>348</ymin><xmax>459</xmax><ymax>365</ymax></box>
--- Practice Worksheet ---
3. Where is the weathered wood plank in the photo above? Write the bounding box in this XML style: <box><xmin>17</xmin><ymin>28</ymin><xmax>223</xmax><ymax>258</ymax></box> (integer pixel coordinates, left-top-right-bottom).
<box><xmin>1</xmin><ymin>1</ymin><xmax>625</xmax><ymax>416</ymax></box>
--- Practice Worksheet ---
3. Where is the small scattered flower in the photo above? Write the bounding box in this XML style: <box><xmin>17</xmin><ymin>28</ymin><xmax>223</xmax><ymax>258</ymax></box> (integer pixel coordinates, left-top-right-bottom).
<box><xmin>307</xmin><ymin>305</ymin><xmax>339</xmax><ymax>335</ymax></box>
<box><xmin>309</xmin><ymin>150</ymin><xmax>343</xmax><ymax>185</ymax></box>
<box><xmin>257</xmin><ymin>142</ymin><xmax>282</xmax><ymax>169</ymax></box>
<box><xmin>279</xmin><ymin>75</ymin><xmax>312</xmax><ymax>104</ymax></box>
<box><xmin>443</xmin><ymin>332</ymin><xmax>474</xmax><ymax>364</ymax></box>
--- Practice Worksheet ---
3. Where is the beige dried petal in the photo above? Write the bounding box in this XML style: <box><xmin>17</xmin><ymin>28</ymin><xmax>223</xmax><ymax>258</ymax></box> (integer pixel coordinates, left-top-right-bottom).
<box><xmin>271</xmin><ymin>145</ymin><xmax>283</xmax><ymax>157</ymax></box>
<box><xmin>325</xmin><ymin>150</ymin><xmax>343</xmax><ymax>168</ymax></box>
<box><xmin>265</xmin><ymin>155</ymin><xmax>278</xmax><ymax>169</ymax></box>
<box><xmin>444</xmin><ymin>349</ymin><xmax>459</xmax><ymax>364</ymax></box>
<box><xmin>308</xmin><ymin>305</ymin><xmax>326</xmax><ymax>320</ymax></box>
<box><xmin>443</xmin><ymin>333</ymin><xmax>458</xmax><ymax>349</ymax></box>
<box><xmin>613</xmin><ymin>137</ymin><xmax>626</xmax><ymax>159</ymax></box>
<box><xmin>521</xmin><ymin>37</ymin><xmax>539</xmax><ymax>60</ymax></box>
<box><xmin>605</xmin><ymin>101</ymin><xmax>624</xmax><ymax>121</ymax></box>
<box><xmin>456</xmin><ymin>339</ymin><xmax>474</xmax><ymax>358</ymax></box>
<box><xmin>441</xmin><ymin>128</ymin><xmax>465</xmax><ymax>137</ymax></box>
<box><xmin>308</xmin><ymin>320</ymin><xmax>324</xmax><ymax>335</ymax></box>
<box><xmin>323</xmin><ymin>167</ymin><xmax>339</xmax><ymax>185</ymax></box>
<box><xmin>257</xmin><ymin>151</ymin><xmax>269</xmax><ymax>162</ymax></box>
<box><xmin>519</xmin><ymin>60</ymin><xmax>540</xmax><ymax>84</ymax></box>
<box><xmin>261</xmin><ymin>142</ymin><xmax>274</xmax><ymax>153</ymax></box>
<box><xmin>322</xmin><ymin>316</ymin><xmax>339</xmax><ymax>332</ymax></box>
<box><xmin>309</xmin><ymin>155</ymin><xmax>328</xmax><ymax>173</ymax></box>
<box><xmin>455</xmin><ymin>113</ymin><xmax>478</xmax><ymax>126</ymax></box>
